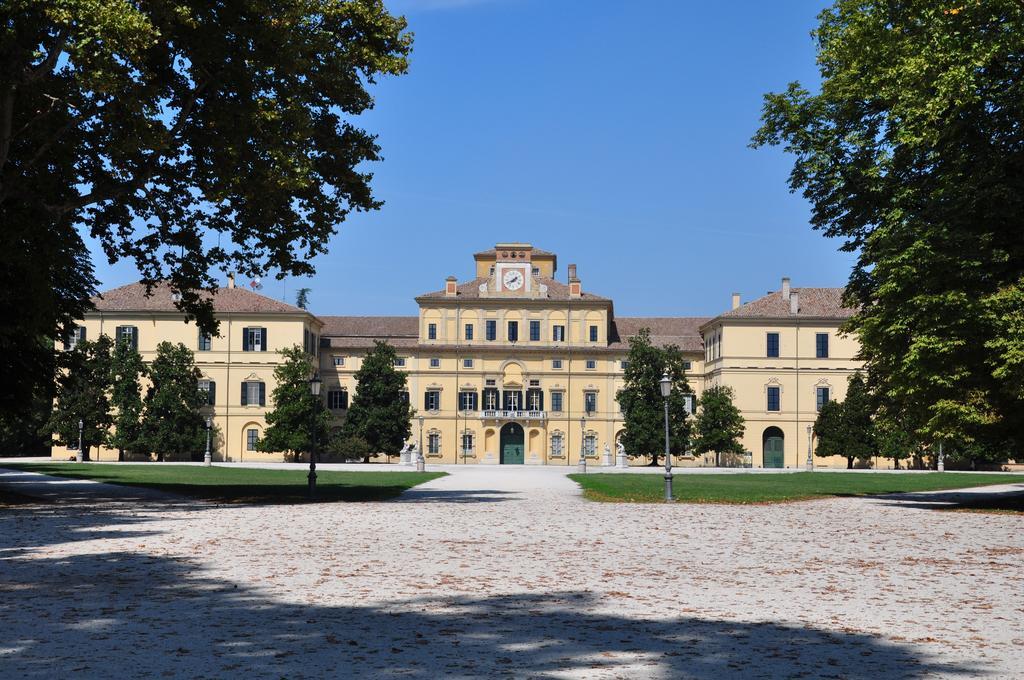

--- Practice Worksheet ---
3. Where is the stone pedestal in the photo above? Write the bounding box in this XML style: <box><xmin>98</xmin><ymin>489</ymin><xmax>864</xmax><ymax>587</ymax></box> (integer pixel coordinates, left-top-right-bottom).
<box><xmin>602</xmin><ymin>443</ymin><xmax>613</xmax><ymax>467</ymax></box>
<box><xmin>616</xmin><ymin>451</ymin><xmax>628</xmax><ymax>469</ymax></box>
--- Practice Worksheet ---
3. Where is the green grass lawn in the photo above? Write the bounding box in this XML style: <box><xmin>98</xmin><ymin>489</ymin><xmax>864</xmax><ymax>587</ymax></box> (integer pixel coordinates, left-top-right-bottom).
<box><xmin>2</xmin><ymin>463</ymin><xmax>444</xmax><ymax>503</ymax></box>
<box><xmin>569</xmin><ymin>471</ymin><xmax>1024</xmax><ymax>506</ymax></box>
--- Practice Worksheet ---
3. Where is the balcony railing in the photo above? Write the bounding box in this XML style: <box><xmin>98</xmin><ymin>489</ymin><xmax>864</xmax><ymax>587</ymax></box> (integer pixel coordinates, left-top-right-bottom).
<box><xmin>480</xmin><ymin>409</ymin><xmax>546</xmax><ymax>420</ymax></box>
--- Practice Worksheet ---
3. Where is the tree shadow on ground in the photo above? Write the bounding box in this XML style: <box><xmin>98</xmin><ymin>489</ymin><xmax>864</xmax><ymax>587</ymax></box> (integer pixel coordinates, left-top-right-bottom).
<box><xmin>0</xmin><ymin>504</ymin><xmax>982</xmax><ymax>678</ymax></box>
<box><xmin>392</xmin><ymin>488</ymin><xmax>519</xmax><ymax>503</ymax></box>
<box><xmin>871</xmin><ymin>487</ymin><xmax>1024</xmax><ymax>513</ymax></box>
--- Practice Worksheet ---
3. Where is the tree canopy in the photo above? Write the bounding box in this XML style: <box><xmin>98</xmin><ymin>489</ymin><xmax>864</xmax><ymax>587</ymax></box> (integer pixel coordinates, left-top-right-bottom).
<box><xmin>44</xmin><ymin>335</ymin><xmax>113</xmax><ymax>460</ymax></box>
<box><xmin>108</xmin><ymin>338</ymin><xmax>147</xmax><ymax>461</ymax></box>
<box><xmin>258</xmin><ymin>346</ymin><xmax>331</xmax><ymax>458</ymax></box>
<box><xmin>753</xmin><ymin>0</ymin><xmax>1024</xmax><ymax>455</ymax></box>
<box><xmin>339</xmin><ymin>340</ymin><xmax>413</xmax><ymax>461</ymax></box>
<box><xmin>693</xmin><ymin>385</ymin><xmax>745</xmax><ymax>462</ymax></box>
<box><xmin>616</xmin><ymin>328</ymin><xmax>692</xmax><ymax>465</ymax></box>
<box><xmin>140</xmin><ymin>342</ymin><xmax>206</xmax><ymax>461</ymax></box>
<box><xmin>1</xmin><ymin>1</ymin><xmax>412</xmax><ymax>422</ymax></box>
<box><xmin>813</xmin><ymin>373</ymin><xmax>876</xmax><ymax>469</ymax></box>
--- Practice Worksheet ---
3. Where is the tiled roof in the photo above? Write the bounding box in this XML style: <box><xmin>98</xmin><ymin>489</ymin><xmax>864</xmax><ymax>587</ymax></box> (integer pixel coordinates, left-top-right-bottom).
<box><xmin>320</xmin><ymin>316</ymin><xmax>418</xmax><ymax>338</ymax></box>
<box><xmin>718</xmin><ymin>287</ymin><xmax>856</xmax><ymax>321</ymax></box>
<box><xmin>473</xmin><ymin>247</ymin><xmax>556</xmax><ymax>258</ymax></box>
<box><xmin>611</xmin><ymin>317</ymin><xmax>709</xmax><ymax>352</ymax></box>
<box><xmin>91</xmin><ymin>281</ymin><xmax>309</xmax><ymax>314</ymax></box>
<box><xmin>417</xmin><ymin>277</ymin><xmax>610</xmax><ymax>302</ymax></box>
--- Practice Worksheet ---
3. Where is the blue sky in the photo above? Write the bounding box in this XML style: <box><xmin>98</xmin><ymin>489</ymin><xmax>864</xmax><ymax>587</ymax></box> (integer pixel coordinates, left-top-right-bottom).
<box><xmin>89</xmin><ymin>0</ymin><xmax>851</xmax><ymax>317</ymax></box>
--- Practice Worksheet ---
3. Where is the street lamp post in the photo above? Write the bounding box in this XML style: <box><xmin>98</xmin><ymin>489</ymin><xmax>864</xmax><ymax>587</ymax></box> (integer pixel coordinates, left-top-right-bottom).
<box><xmin>805</xmin><ymin>425</ymin><xmax>813</xmax><ymax>471</ymax></box>
<box><xmin>417</xmin><ymin>416</ymin><xmax>425</xmax><ymax>472</ymax></box>
<box><xmin>204</xmin><ymin>416</ymin><xmax>212</xmax><ymax>466</ymax></box>
<box><xmin>660</xmin><ymin>372</ymin><xmax>673</xmax><ymax>502</ymax></box>
<box><xmin>77</xmin><ymin>418</ymin><xmax>84</xmax><ymax>463</ymax></box>
<box><xmin>308</xmin><ymin>371</ymin><xmax>322</xmax><ymax>499</ymax></box>
<box><xmin>578</xmin><ymin>416</ymin><xmax>587</xmax><ymax>473</ymax></box>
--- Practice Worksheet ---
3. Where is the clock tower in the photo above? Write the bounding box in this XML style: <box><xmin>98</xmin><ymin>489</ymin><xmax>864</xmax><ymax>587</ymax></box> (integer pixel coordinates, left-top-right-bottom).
<box><xmin>493</xmin><ymin>243</ymin><xmax>534</xmax><ymax>294</ymax></box>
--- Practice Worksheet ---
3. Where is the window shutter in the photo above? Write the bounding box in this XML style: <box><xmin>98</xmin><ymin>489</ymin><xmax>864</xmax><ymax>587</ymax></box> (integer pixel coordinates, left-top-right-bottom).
<box><xmin>240</xmin><ymin>381</ymin><xmax>248</xmax><ymax>405</ymax></box>
<box><xmin>242</xmin><ymin>329</ymin><xmax>250</xmax><ymax>351</ymax></box>
<box><xmin>261</xmin><ymin>328</ymin><xmax>268</xmax><ymax>351</ymax></box>
<box><xmin>258</xmin><ymin>382</ymin><xmax>266</xmax><ymax>405</ymax></box>
<box><xmin>424</xmin><ymin>391</ymin><xmax>430</xmax><ymax>410</ymax></box>
<box><xmin>62</xmin><ymin>335</ymin><xmax>71</xmax><ymax>351</ymax></box>
<box><xmin>341</xmin><ymin>391</ymin><xmax>349</xmax><ymax>410</ymax></box>
<box><xmin>78</xmin><ymin>326</ymin><xmax>86</xmax><ymax>342</ymax></box>
<box><xmin>537</xmin><ymin>390</ymin><xmax>544</xmax><ymax>411</ymax></box>
<box><xmin>208</xmin><ymin>381</ymin><xmax>217</xmax><ymax>406</ymax></box>
<box><xmin>129</xmin><ymin>327</ymin><xmax>138</xmax><ymax>351</ymax></box>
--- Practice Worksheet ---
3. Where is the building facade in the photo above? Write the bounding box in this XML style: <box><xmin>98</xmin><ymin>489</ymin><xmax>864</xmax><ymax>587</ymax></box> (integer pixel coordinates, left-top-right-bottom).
<box><xmin>53</xmin><ymin>243</ymin><xmax>864</xmax><ymax>468</ymax></box>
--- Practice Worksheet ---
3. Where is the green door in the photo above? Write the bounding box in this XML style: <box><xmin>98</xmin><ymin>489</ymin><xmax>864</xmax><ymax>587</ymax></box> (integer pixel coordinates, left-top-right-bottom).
<box><xmin>763</xmin><ymin>433</ymin><xmax>784</xmax><ymax>468</ymax></box>
<box><xmin>500</xmin><ymin>423</ymin><xmax>525</xmax><ymax>465</ymax></box>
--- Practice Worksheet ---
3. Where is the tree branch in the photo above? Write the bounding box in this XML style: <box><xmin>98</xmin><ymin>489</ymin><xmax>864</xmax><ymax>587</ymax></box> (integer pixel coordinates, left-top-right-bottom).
<box><xmin>24</xmin><ymin>30</ymin><xmax>70</xmax><ymax>84</ymax></box>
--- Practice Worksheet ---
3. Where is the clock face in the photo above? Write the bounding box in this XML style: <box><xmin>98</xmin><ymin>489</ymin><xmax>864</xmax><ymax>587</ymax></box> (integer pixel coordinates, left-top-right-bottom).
<box><xmin>503</xmin><ymin>269</ymin><xmax>524</xmax><ymax>290</ymax></box>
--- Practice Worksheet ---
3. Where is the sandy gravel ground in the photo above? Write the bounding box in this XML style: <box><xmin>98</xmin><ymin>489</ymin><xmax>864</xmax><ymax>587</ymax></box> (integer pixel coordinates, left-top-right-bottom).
<box><xmin>0</xmin><ymin>465</ymin><xmax>1022</xmax><ymax>679</ymax></box>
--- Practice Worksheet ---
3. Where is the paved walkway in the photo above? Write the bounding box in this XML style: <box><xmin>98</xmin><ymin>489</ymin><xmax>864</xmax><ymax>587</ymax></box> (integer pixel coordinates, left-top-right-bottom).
<box><xmin>0</xmin><ymin>464</ymin><xmax>1022</xmax><ymax>678</ymax></box>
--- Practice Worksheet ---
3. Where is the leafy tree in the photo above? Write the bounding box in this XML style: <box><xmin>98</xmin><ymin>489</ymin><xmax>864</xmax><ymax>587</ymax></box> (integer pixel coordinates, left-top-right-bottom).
<box><xmin>108</xmin><ymin>338</ymin><xmax>147</xmax><ymax>461</ymax></box>
<box><xmin>326</xmin><ymin>431</ymin><xmax>373</xmax><ymax>463</ymax></box>
<box><xmin>295</xmin><ymin>288</ymin><xmax>312</xmax><ymax>310</ymax></box>
<box><xmin>875</xmin><ymin>421</ymin><xmax>917</xmax><ymax>470</ymax></box>
<box><xmin>340</xmin><ymin>340</ymin><xmax>413</xmax><ymax>463</ymax></box>
<box><xmin>44</xmin><ymin>336</ymin><xmax>113</xmax><ymax>460</ymax></box>
<box><xmin>1</xmin><ymin>3</ymin><xmax>411</xmax><ymax>417</ymax></box>
<box><xmin>616</xmin><ymin>328</ymin><xmax>692</xmax><ymax>466</ymax></box>
<box><xmin>0</xmin><ymin>336</ymin><xmax>56</xmax><ymax>456</ymax></box>
<box><xmin>257</xmin><ymin>346</ymin><xmax>331</xmax><ymax>459</ymax></box>
<box><xmin>139</xmin><ymin>342</ymin><xmax>205</xmax><ymax>461</ymax></box>
<box><xmin>693</xmin><ymin>385</ymin><xmax>745</xmax><ymax>465</ymax></box>
<box><xmin>813</xmin><ymin>373</ymin><xmax>876</xmax><ymax>469</ymax></box>
<box><xmin>753</xmin><ymin>0</ymin><xmax>1024</xmax><ymax>454</ymax></box>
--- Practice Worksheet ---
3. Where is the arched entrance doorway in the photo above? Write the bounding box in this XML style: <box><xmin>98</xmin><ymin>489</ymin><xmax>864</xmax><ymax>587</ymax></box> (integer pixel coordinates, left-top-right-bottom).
<box><xmin>500</xmin><ymin>422</ymin><xmax>524</xmax><ymax>465</ymax></box>
<box><xmin>763</xmin><ymin>427</ymin><xmax>785</xmax><ymax>468</ymax></box>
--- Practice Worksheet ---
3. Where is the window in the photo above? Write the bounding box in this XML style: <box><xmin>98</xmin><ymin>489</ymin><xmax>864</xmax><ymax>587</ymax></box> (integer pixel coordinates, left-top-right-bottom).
<box><xmin>332</xmin><ymin>356</ymin><xmax>345</xmax><ymax>367</ymax></box>
<box><xmin>683</xmin><ymin>361</ymin><xmax>692</xmax><ymax>370</ymax></box>
<box><xmin>424</xmin><ymin>390</ymin><xmax>440</xmax><ymax>411</ymax></box>
<box><xmin>198</xmin><ymin>380</ymin><xmax>216</xmax><ymax>406</ymax></box>
<box><xmin>550</xmin><ymin>391</ymin><xmax>563</xmax><ymax>413</ymax></box>
<box><xmin>552</xmin><ymin>359</ymin><xmax>563</xmax><ymax>369</ymax></box>
<box><xmin>483</xmin><ymin>388</ymin><xmax>499</xmax><ymax>410</ymax></box>
<box><xmin>464</xmin><ymin>323</ymin><xmax>474</xmax><ymax>341</ymax></box>
<box><xmin>241</xmin><ymin>381</ymin><xmax>266</xmax><ymax>406</ymax></box>
<box><xmin>584</xmin><ymin>434</ymin><xmax>596</xmax><ymax>457</ymax></box>
<box><xmin>529</xmin><ymin>320</ymin><xmax>541</xmax><ymax>342</ymax></box>
<box><xmin>428</xmin><ymin>323</ymin><xmax>437</xmax><ymax>340</ymax></box>
<box><xmin>766</xmin><ymin>332</ymin><xmax>780</xmax><ymax>358</ymax></box>
<box><xmin>620</xmin><ymin>360</ymin><xmax>629</xmax><ymax>371</ymax></box>
<box><xmin>115</xmin><ymin>325</ymin><xmax>138</xmax><ymax>351</ymax></box>
<box><xmin>767</xmin><ymin>386</ymin><xmax>781</xmax><ymax>412</ymax></box>
<box><xmin>246</xmin><ymin>429</ymin><xmax>259</xmax><ymax>451</ymax></box>
<box><xmin>503</xmin><ymin>390</ymin><xmax>523</xmax><ymax>411</ymax></box>
<box><xmin>816</xmin><ymin>333</ymin><xmax>829</xmax><ymax>358</ymax></box>
<box><xmin>589</xmin><ymin>325</ymin><xmax>598</xmax><ymax>342</ymax></box>
<box><xmin>485</xmin><ymin>379</ymin><xmax>496</xmax><ymax>386</ymax></box>
<box><xmin>816</xmin><ymin>387</ymin><xmax>830</xmax><ymax>412</ymax></box>
<box><xmin>429</xmin><ymin>358</ymin><xmax>440</xmax><ymax>368</ymax></box>
<box><xmin>463</xmin><ymin>358</ymin><xmax>473</xmax><ymax>368</ymax></box>
<box><xmin>585</xmin><ymin>359</ymin><xmax>596</xmax><ymax>370</ymax></box>
<box><xmin>552</xmin><ymin>325</ymin><xmax>566</xmax><ymax>342</ymax></box>
<box><xmin>242</xmin><ymin>327</ymin><xmax>266</xmax><ymax>352</ymax></box>
<box><xmin>526</xmin><ymin>389</ymin><xmax>543</xmax><ymax>411</ymax></box>
<box><xmin>428</xmin><ymin>432</ymin><xmax>440</xmax><ymax>455</ymax></box>
<box><xmin>460</xmin><ymin>391</ymin><xmax>478</xmax><ymax>411</ymax></box>
<box><xmin>550</xmin><ymin>432</ymin><xmax>564</xmax><ymax>457</ymax></box>
<box><xmin>507</xmin><ymin>321</ymin><xmax>518</xmax><ymax>342</ymax></box>
<box><xmin>303</xmin><ymin>328</ymin><xmax>318</xmax><ymax>355</ymax></box>
<box><xmin>327</xmin><ymin>389</ymin><xmax>348</xmax><ymax>410</ymax></box>
<box><xmin>198</xmin><ymin>331</ymin><xmax>212</xmax><ymax>351</ymax></box>
<box><xmin>399</xmin><ymin>391</ymin><xmax>409</xmax><ymax>404</ymax></box>
<box><xmin>461</xmin><ymin>432</ymin><xmax>474</xmax><ymax>454</ymax></box>
<box><xmin>486</xmin><ymin>320</ymin><xmax>497</xmax><ymax>341</ymax></box>
<box><xmin>394</xmin><ymin>357</ymin><xmax>406</xmax><ymax>367</ymax></box>
<box><xmin>584</xmin><ymin>391</ymin><xmax>597</xmax><ymax>414</ymax></box>
<box><xmin>532</xmin><ymin>267</ymin><xmax>540</xmax><ymax>275</ymax></box>
<box><xmin>529</xmin><ymin>379</ymin><xmax>540</xmax><ymax>387</ymax></box>
<box><xmin>63</xmin><ymin>326</ymin><xmax>86</xmax><ymax>351</ymax></box>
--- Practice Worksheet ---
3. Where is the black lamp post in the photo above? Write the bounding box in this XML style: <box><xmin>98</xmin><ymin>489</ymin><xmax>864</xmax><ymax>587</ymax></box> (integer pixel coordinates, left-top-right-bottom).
<box><xmin>308</xmin><ymin>371</ymin><xmax>322</xmax><ymax>498</ymax></box>
<box><xmin>660</xmin><ymin>372</ymin><xmax>674</xmax><ymax>502</ymax></box>
<box><xmin>77</xmin><ymin>418</ymin><xmax>84</xmax><ymax>463</ymax></box>
<box><xmin>417</xmin><ymin>416</ymin><xmax>425</xmax><ymax>472</ymax></box>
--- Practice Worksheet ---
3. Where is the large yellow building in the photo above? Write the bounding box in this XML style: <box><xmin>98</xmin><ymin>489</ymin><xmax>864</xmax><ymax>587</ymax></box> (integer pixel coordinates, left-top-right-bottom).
<box><xmin>53</xmin><ymin>243</ymin><xmax>863</xmax><ymax>468</ymax></box>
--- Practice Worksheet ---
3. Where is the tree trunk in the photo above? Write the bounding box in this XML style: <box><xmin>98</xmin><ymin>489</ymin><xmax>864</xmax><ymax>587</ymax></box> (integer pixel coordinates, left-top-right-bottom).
<box><xmin>847</xmin><ymin>456</ymin><xmax>854</xmax><ymax>469</ymax></box>
<box><xmin>362</xmin><ymin>454</ymin><xmax>370</xmax><ymax>464</ymax></box>
<box><xmin>647</xmin><ymin>453</ymin><xmax>659</xmax><ymax>467</ymax></box>
<box><xmin>118</xmin><ymin>447</ymin><xmax>124</xmax><ymax>462</ymax></box>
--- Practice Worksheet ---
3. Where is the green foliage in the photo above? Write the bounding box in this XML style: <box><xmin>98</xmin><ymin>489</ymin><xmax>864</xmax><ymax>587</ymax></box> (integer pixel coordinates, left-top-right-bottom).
<box><xmin>615</xmin><ymin>329</ymin><xmax>692</xmax><ymax>464</ymax></box>
<box><xmin>258</xmin><ymin>346</ymin><xmax>331</xmax><ymax>457</ymax></box>
<box><xmin>140</xmin><ymin>342</ymin><xmax>206</xmax><ymax>461</ymax></box>
<box><xmin>753</xmin><ymin>0</ymin><xmax>1024</xmax><ymax>454</ymax></box>
<box><xmin>813</xmin><ymin>373</ymin><xmax>877</xmax><ymax>469</ymax></box>
<box><xmin>0</xmin><ymin>337</ymin><xmax>55</xmax><ymax>456</ymax></box>
<box><xmin>108</xmin><ymin>338</ymin><xmax>147</xmax><ymax>461</ymax></box>
<box><xmin>693</xmin><ymin>385</ymin><xmax>745</xmax><ymax>458</ymax></box>
<box><xmin>326</xmin><ymin>432</ymin><xmax>373</xmax><ymax>462</ymax></box>
<box><xmin>340</xmin><ymin>340</ymin><xmax>413</xmax><ymax>460</ymax></box>
<box><xmin>43</xmin><ymin>336</ymin><xmax>113</xmax><ymax>460</ymax></box>
<box><xmin>1</xmin><ymin>2</ymin><xmax>411</xmax><ymax>418</ymax></box>
<box><xmin>875</xmin><ymin>421</ymin><xmax>917</xmax><ymax>470</ymax></box>
<box><xmin>295</xmin><ymin>288</ymin><xmax>312</xmax><ymax>310</ymax></box>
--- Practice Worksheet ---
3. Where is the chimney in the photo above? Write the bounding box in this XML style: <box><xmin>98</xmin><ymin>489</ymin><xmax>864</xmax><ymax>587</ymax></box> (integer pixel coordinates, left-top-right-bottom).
<box><xmin>781</xmin><ymin>277</ymin><xmax>790</xmax><ymax>300</ymax></box>
<box><xmin>568</xmin><ymin>263</ymin><xmax>581</xmax><ymax>298</ymax></box>
<box><xmin>227</xmin><ymin>273</ymin><xmax>235</xmax><ymax>289</ymax></box>
<box><xmin>445</xmin><ymin>275</ymin><xmax>457</xmax><ymax>297</ymax></box>
<box><xmin>731</xmin><ymin>293</ymin><xmax>741</xmax><ymax>310</ymax></box>
<box><xmin>790</xmin><ymin>290</ymin><xmax>799</xmax><ymax>314</ymax></box>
